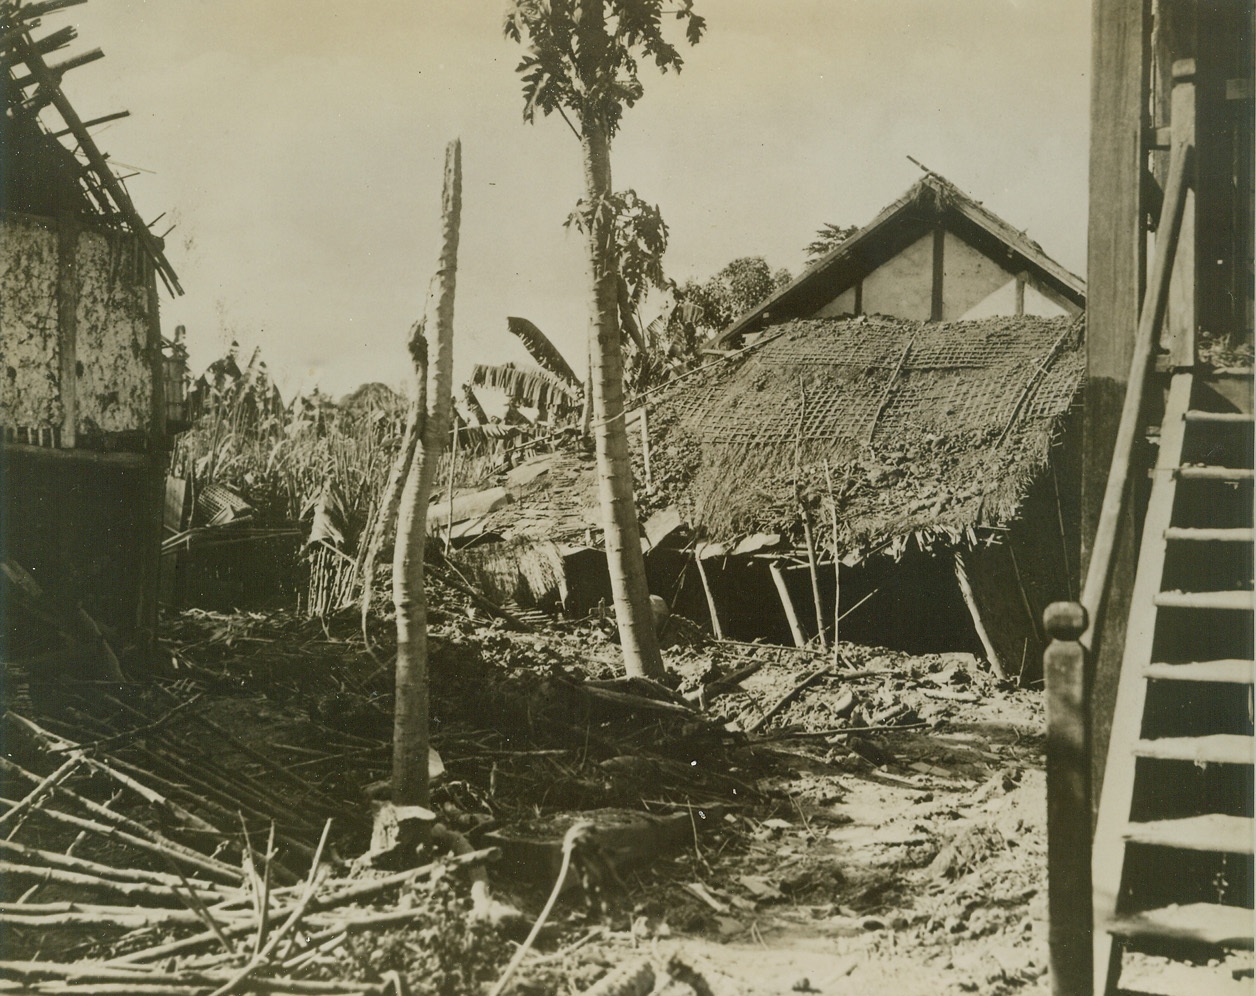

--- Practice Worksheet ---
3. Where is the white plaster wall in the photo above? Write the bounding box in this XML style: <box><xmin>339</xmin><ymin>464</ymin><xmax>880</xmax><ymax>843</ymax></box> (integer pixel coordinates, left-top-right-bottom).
<box><xmin>814</xmin><ymin>284</ymin><xmax>858</xmax><ymax>318</ymax></box>
<box><xmin>0</xmin><ymin>216</ymin><xmax>63</xmax><ymax>429</ymax></box>
<box><xmin>941</xmin><ymin>232</ymin><xmax>1013</xmax><ymax>320</ymax></box>
<box><xmin>858</xmin><ymin>232</ymin><xmax>934</xmax><ymax>320</ymax></box>
<box><xmin>1024</xmin><ymin>282</ymin><xmax>1069</xmax><ymax>317</ymax></box>
<box><xmin>75</xmin><ymin>229</ymin><xmax>152</xmax><ymax>434</ymax></box>
<box><xmin>0</xmin><ymin>216</ymin><xmax>153</xmax><ymax>437</ymax></box>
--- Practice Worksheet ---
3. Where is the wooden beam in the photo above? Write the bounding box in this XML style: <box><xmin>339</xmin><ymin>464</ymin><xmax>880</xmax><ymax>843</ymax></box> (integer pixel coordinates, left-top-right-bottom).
<box><xmin>1</xmin><ymin>443</ymin><xmax>147</xmax><ymax>467</ymax></box>
<box><xmin>931</xmin><ymin>225</ymin><xmax>945</xmax><ymax>321</ymax></box>
<box><xmin>693</xmin><ymin>552</ymin><xmax>724</xmax><ymax>640</ymax></box>
<box><xmin>1082</xmin><ymin>0</ymin><xmax>1151</xmax><ymax>810</ymax></box>
<box><xmin>55</xmin><ymin>203</ymin><xmax>79</xmax><ymax>449</ymax></box>
<box><xmin>1165</xmin><ymin>60</ymin><xmax>1197</xmax><ymax>369</ymax></box>
<box><xmin>1043</xmin><ymin>601</ymin><xmax>1093</xmax><ymax>996</ymax></box>
<box><xmin>1082</xmin><ymin>0</ymin><xmax>1150</xmax><ymax>569</ymax></box>
<box><xmin>769</xmin><ymin>561</ymin><xmax>807</xmax><ymax>648</ymax></box>
<box><xmin>954</xmin><ymin>551</ymin><xmax>1008</xmax><ymax>680</ymax></box>
<box><xmin>1015</xmin><ymin>272</ymin><xmax>1026</xmax><ymax>316</ymax></box>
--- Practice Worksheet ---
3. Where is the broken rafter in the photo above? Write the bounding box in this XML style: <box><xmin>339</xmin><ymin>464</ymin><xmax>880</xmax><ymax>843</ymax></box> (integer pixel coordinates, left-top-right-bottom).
<box><xmin>10</xmin><ymin>44</ymin><xmax>103</xmax><ymax>86</ymax></box>
<box><xmin>8</xmin><ymin>25</ymin><xmax>182</xmax><ymax>293</ymax></box>
<box><xmin>9</xmin><ymin>0</ymin><xmax>91</xmax><ymax>22</ymax></box>
<box><xmin>49</xmin><ymin>107</ymin><xmax>128</xmax><ymax>137</ymax></box>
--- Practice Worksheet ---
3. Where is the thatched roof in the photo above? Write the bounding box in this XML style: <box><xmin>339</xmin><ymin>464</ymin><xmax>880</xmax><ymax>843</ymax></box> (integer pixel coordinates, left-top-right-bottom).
<box><xmin>650</xmin><ymin>314</ymin><xmax>1084</xmax><ymax>559</ymax></box>
<box><xmin>714</xmin><ymin>173</ymin><xmax>1084</xmax><ymax>348</ymax></box>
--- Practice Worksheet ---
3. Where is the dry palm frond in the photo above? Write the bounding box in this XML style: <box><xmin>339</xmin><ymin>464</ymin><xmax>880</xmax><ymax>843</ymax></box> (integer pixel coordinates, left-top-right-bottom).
<box><xmin>506</xmin><ymin>316</ymin><xmax>580</xmax><ymax>386</ymax></box>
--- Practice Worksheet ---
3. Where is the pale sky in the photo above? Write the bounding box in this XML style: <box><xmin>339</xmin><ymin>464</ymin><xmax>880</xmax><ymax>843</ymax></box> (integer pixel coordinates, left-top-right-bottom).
<box><xmin>60</xmin><ymin>0</ymin><xmax>1091</xmax><ymax>399</ymax></box>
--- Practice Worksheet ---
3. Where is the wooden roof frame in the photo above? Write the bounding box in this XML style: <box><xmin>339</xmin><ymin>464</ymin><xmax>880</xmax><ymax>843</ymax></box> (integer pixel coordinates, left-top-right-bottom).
<box><xmin>714</xmin><ymin>172</ymin><xmax>1085</xmax><ymax>347</ymax></box>
<box><xmin>1</xmin><ymin>0</ymin><xmax>182</xmax><ymax>295</ymax></box>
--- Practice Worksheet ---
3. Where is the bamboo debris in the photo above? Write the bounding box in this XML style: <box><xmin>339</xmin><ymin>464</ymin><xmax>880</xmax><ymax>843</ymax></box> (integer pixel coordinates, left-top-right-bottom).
<box><xmin>0</xmin><ymin>963</ymin><xmax>377</xmax><ymax>995</ymax></box>
<box><xmin>0</xmin><ymin>795</ymin><xmax>238</xmax><ymax>885</ymax></box>
<box><xmin>0</xmin><ymin>756</ymin><xmax>82</xmax><ymax>830</ymax></box>
<box><xmin>6</xmin><ymin>712</ymin><xmax>219</xmax><ymax>836</ymax></box>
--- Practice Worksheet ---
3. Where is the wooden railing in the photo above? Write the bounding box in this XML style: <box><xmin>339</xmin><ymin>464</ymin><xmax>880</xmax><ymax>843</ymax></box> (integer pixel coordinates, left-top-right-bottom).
<box><xmin>1042</xmin><ymin>59</ymin><xmax>1196</xmax><ymax>996</ymax></box>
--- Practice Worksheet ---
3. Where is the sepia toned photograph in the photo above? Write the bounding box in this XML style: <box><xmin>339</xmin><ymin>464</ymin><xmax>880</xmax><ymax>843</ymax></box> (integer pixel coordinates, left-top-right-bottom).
<box><xmin>0</xmin><ymin>2</ymin><xmax>1252</xmax><ymax>993</ymax></box>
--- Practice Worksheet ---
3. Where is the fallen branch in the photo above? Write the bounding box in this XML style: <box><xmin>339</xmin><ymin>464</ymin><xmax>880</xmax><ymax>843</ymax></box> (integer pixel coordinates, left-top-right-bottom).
<box><xmin>755</xmin><ymin>721</ymin><xmax>929</xmax><ymax>742</ymax></box>
<box><xmin>749</xmin><ymin>665</ymin><xmax>835</xmax><ymax>733</ymax></box>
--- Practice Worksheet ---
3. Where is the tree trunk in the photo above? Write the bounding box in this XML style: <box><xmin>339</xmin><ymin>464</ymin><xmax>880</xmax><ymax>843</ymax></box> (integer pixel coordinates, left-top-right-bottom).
<box><xmin>580</xmin><ymin>115</ymin><xmax>665</xmax><ymax>680</ymax></box>
<box><xmin>392</xmin><ymin>139</ymin><xmax>462</xmax><ymax>809</ymax></box>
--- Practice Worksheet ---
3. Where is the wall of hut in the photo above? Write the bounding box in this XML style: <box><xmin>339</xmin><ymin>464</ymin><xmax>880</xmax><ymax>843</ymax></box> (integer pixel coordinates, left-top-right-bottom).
<box><xmin>812</xmin><ymin>231</ymin><xmax>1073</xmax><ymax>325</ymax></box>
<box><xmin>1</xmin><ymin>211</ymin><xmax>166</xmax><ymax>653</ymax></box>
<box><xmin>1</xmin><ymin>213</ymin><xmax>154</xmax><ymax>442</ymax></box>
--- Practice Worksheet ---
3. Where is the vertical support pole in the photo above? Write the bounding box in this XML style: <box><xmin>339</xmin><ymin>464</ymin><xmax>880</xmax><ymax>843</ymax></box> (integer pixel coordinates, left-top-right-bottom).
<box><xmin>954</xmin><ymin>551</ymin><xmax>1008</xmax><ymax>681</ymax></box>
<box><xmin>930</xmin><ymin>225</ymin><xmax>945</xmax><ymax>321</ymax></box>
<box><xmin>769</xmin><ymin>561</ymin><xmax>807</xmax><ymax>649</ymax></box>
<box><xmin>1083</xmin><ymin>0</ymin><xmax>1150</xmax><ymax>823</ymax></box>
<box><xmin>138</xmin><ymin>256</ymin><xmax>167</xmax><ymax>662</ymax></box>
<box><xmin>55</xmin><ymin>207</ymin><xmax>80</xmax><ymax>449</ymax></box>
<box><xmin>1165</xmin><ymin>60</ymin><xmax>1196</xmax><ymax>369</ymax></box>
<box><xmin>1015</xmin><ymin>272</ymin><xmax>1027</xmax><ymax>316</ymax></box>
<box><xmin>639</xmin><ymin>406</ymin><xmax>652</xmax><ymax>489</ymax></box>
<box><xmin>1044</xmin><ymin>601</ymin><xmax>1093</xmax><ymax>996</ymax></box>
<box><xmin>694</xmin><ymin>551</ymin><xmax>724</xmax><ymax>641</ymax></box>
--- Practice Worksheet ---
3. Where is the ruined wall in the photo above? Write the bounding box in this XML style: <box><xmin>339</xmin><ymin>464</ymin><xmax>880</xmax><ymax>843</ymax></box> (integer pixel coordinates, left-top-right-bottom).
<box><xmin>75</xmin><ymin>227</ymin><xmax>153</xmax><ymax>435</ymax></box>
<box><xmin>0</xmin><ymin>213</ymin><xmax>154</xmax><ymax>440</ymax></box>
<box><xmin>0</xmin><ymin>215</ymin><xmax>62</xmax><ymax>429</ymax></box>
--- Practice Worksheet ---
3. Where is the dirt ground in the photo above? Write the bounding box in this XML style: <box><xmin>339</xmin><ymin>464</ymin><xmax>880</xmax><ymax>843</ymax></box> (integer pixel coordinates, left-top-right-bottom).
<box><xmin>9</xmin><ymin>593</ymin><xmax>1246</xmax><ymax>995</ymax></box>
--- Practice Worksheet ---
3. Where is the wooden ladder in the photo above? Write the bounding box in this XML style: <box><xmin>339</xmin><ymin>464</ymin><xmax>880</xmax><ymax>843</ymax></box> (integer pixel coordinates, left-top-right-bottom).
<box><xmin>1092</xmin><ymin>368</ymin><xmax>1255</xmax><ymax>994</ymax></box>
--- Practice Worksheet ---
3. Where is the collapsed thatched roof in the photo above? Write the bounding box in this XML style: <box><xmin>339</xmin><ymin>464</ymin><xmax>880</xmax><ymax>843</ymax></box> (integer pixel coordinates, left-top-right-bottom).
<box><xmin>650</xmin><ymin>314</ymin><xmax>1084</xmax><ymax>559</ymax></box>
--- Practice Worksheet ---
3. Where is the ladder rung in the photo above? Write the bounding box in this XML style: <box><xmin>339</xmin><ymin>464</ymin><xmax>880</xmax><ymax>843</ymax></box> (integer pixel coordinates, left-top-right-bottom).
<box><xmin>1123</xmin><ymin>814</ymin><xmax>1255</xmax><ymax>853</ymax></box>
<box><xmin>1144</xmin><ymin>660</ymin><xmax>1255</xmax><ymax>683</ymax></box>
<box><xmin>1106</xmin><ymin>902</ymin><xmax>1254</xmax><ymax>950</ymax></box>
<box><xmin>1164</xmin><ymin>527</ymin><xmax>1255</xmax><ymax>542</ymax></box>
<box><xmin>1184</xmin><ymin>410</ymin><xmax>1254</xmax><ymax>424</ymax></box>
<box><xmin>1175</xmin><ymin>465</ymin><xmax>1255</xmax><ymax>481</ymax></box>
<box><xmin>1133</xmin><ymin>734</ymin><xmax>1255</xmax><ymax>764</ymax></box>
<box><xmin>1154</xmin><ymin>590</ymin><xmax>1254</xmax><ymax>611</ymax></box>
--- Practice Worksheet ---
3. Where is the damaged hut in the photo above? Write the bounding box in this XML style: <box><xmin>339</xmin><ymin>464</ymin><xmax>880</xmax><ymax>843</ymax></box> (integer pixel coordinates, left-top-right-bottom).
<box><xmin>1</xmin><ymin>2</ymin><xmax>183</xmax><ymax>671</ymax></box>
<box><xmin>646</xmin><ymin>174</ymin><xmax>1087</xmax><ymax>679</ymax></box>
<box><xmin>651</xmin><ymin>314</ymin><xmax>1084</xmax><ymax>680</ymax></box>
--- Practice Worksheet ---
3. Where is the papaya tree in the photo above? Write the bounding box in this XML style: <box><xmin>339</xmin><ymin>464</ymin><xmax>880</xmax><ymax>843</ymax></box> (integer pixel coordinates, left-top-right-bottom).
<box><xmin>505</xmin><ymin>0</ymin><xmax>705</xmax><ymax>680</ymax></box>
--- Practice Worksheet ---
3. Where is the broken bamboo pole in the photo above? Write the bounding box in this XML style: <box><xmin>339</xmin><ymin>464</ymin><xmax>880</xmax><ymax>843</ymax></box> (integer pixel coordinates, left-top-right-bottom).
<box><xmin>749</xmin><ymin>665</ymin><xmax>833</xmax><ymax>733</ymax></box>
<box><xmin>792</xmin><ymin>380</ymin><xmax>827</xmax><ymax>650</ymax></box>
<box><xmin>0</xmin><ymin>838</ymin><xmax>226</xmax><ymax>893</ymax></box>
<box><xmin>0</xmin><ymin>796</ymin><xmax>242</xmax><ymax>885</ymax></box>
<box><xmin>768</xmin><ymin>561</ymin><xmax>806</xmax><ymax>648</ymax></box>
<box><xmin>693</xmin><ymin>552</ymin><xmax>724</xmax><ymax>640</ymax></box>
<box><xmin>0</xmin><ymin>756</ymin><xmax>82</xmax><ymax>831</ymax></box>
<box><xmin>6</xmin><ymin>712</ymin><xmax>220</xmax><ymax>836</ymax></box>
<box><xmin>0</xmin><ymin>757</ymin><xmax>242</xmax><ymax>884</ymax></box>
<box><xmin>953</xmin><ymin>553</ymin><xmax>1008</xmax><ymax>681</ymax></box>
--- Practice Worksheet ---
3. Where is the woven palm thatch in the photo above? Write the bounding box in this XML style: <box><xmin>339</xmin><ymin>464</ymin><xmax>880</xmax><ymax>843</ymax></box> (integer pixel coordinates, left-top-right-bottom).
<box><xmin>652</xmin><ymin>314</ymin><xmax>1083</xmax><ymax>557</ymax></box>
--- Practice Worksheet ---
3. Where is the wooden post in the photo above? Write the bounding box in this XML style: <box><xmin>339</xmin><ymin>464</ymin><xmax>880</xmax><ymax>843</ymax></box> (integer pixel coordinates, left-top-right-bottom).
<box><xmin>930</xmin><ymin>225</ymin><xmax>945</xmax><ymax>322</ymax></box>
<box><xmin>639</xmin><ymin>406</ymin><xmax>652</xmax><ymax>489</ymax></box>
<box><xmin>1043</xmin><ymin>601</ymin><xmax>1092</xmax><ymax>996</ymax></box>
<box><xmin>769</xmin><ymin>560</ymin><xmax>807</xmax><ymax>648</ymax></box>
<box><xmin>1014</xmin><ymin>272</ymin><xmax>1027</xmax><ymax>316</ymax></box>
<box><xmin>1165</xmin><ymin>60</ymin><xmax>1196</xmax><ymax>369</ymax></box>
<box><xmin>55</xmin><ymin>205</ymin><xmax>79</xmax><ymax>449</ymax></box>
<box><xmin>954</xmin><ymin>551</ymin><xmax>1007</xmax><ymax>681</ymax></box>
<box><xmin>1082</xmin><ymin>0</ymin><xmax>1150</xmax><ymax>818</ymax></box>
<box><xmin>392</xmin><ymin>139</ymin><xmax>461</xmax><ymax>815</ymax></box>
<box><xmin>693</xmin><ymin>551</ymin><xmax>724</xmax><ymax>640</ymax></box>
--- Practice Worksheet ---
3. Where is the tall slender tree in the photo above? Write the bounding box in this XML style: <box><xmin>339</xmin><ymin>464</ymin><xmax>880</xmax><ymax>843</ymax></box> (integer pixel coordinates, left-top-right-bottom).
<box><xmin>505</xmin><ymin>0</ymin><xmax>704</xmax><ymax>679</ymax></box>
